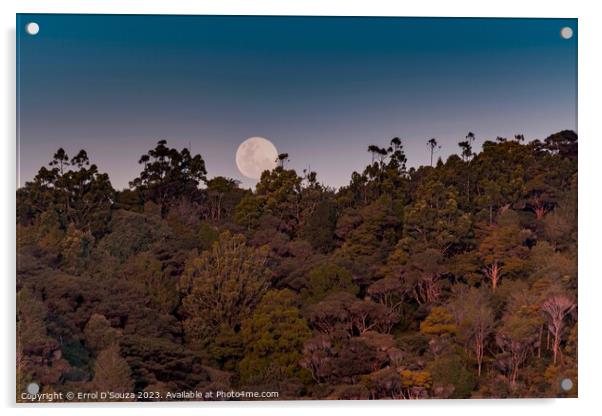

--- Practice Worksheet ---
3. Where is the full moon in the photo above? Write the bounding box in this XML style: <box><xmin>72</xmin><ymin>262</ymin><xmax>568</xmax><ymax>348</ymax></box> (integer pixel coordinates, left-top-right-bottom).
<box><xmin>236</xmin><ymin>137</ymin><xmax>278</xmax><ymax>179</ymax></box>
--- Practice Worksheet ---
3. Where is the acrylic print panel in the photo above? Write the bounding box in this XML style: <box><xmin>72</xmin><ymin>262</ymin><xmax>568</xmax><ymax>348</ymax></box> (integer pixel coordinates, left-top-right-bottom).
<box><xmin>16</xmin><ymin>14</ymin><xmax>577</xmax><ymax>402</ymax></box>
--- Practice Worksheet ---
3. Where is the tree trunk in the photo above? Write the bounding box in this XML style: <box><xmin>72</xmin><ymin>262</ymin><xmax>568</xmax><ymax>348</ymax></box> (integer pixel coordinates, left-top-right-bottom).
<box><xmin>485</xmin><ymin>262</ymin><xmax>501</xmax><ymax>292</ymax></box>
<box><xmin>538</xmin><ymin>324</ymin><xmax>543</xmax><ymax>358</ymax></box>
<box><xmin>475</xmin><ymin>334</ymin><xmax>484</xmax><ymax>377</ymax></box>
<box><xmin>553</xmin><ymin>327</ymin><xmax>561</xmax><ymax>364</ymax></box>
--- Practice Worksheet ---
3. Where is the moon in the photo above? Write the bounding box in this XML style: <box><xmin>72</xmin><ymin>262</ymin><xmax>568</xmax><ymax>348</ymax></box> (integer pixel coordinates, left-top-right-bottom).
<box><xmin>236</xmin><ymin>137</ymin><xmax>278</xmax><ymax>179</ymax></box>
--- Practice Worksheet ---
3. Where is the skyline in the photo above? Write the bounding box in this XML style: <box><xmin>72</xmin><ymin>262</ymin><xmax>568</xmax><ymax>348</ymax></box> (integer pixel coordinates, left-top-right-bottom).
<box><xmin>17</xmin><ymin>15</ymin><xmax>577</xmax><ymax>190</ymax></box>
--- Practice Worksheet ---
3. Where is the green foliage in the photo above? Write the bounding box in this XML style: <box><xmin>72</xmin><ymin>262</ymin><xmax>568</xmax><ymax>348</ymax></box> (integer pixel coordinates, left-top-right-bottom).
<box><xmin>402</xmin><ymin>170</ymin><xmax>473</xmax><ymax>254</ymax></box>
<box><xmin>119</xmin><ymin>335</ymin><xmax>209</xmax><ymax>391</ymax></box>
<box><xmin>210</xmin><ymin>324</ymin><xmax>244</xmax><ymax>372</ymax></box>
<box><xmin>427</xmin><ymin>353</ymin><xmax>477</xmax><ymax>398</ymax></box>
<box><xmin>335</xmin><ymin>195</ymin><xmax>400</xmax><ymax>277</ymax></box>
<box><xmin>197</xmin><ymin>222</ymin><xmax>220</xmax><ymax>250</ymax></box>
<box><xmin>420</xmin><ymin>307</ymin><xmax>457</xmax><ymax>337</ymax></box>
<box><xmin>17</xmin><ymin>148</ymin><xmax>115</xmax><ymax>238</ymax></box>
<box><xmin>478</xmin><ymin>210</ymin><xmax>532</xmax><ymax>285</ymax></box>
<box><xmin>239</xmin><ymin>290</ymin><xmax>312</xmax><ymax>386</ymax></box>
<box><xmin>298</xmin><ymin>199</ymin><xmax>338</xmax><ymax>253</ymax></box>
<box><xmin>97</xmin><ymin>210</ymin><xmax>168</xmax><ymax>260</ymax></box>
<box><xmin>400</xmin><ymin>369</ymin><xmax>433</xmax><ymax>398</ymax></box>
<box><xmin>206</xmin><ymin>176</ymin><xmax>247</xmax><ymax>222</ymax></box>
<box><xmin>180</xmin><ymin>232</ymin><xmax>271</xmax><ymax>347</ymax></box>
<box><xmin>302</xmin><ymin>263</ymin><xmax>358</xmax><ymax>303</ymax></box>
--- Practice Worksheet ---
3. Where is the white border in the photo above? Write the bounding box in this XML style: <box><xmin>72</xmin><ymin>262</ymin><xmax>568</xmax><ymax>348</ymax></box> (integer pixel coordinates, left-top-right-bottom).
<box><xmin>2</xmin><ymin>1</ymin><xmax>600</xmax><ymax>415</ymax></box>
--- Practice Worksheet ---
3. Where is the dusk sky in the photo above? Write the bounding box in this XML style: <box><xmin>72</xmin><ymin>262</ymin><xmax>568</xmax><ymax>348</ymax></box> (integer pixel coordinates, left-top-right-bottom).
<box><xmin>17</xmin><ymin>14</ymin><xmax>577</xmax><ymax>190</ymax></box>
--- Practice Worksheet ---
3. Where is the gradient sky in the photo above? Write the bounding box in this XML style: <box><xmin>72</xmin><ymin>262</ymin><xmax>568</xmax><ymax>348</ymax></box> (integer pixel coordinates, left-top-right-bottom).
<box><xmin>17</xmin><ymin>14</ymin><xmax>577</xmax><ymax>190</ymax></box>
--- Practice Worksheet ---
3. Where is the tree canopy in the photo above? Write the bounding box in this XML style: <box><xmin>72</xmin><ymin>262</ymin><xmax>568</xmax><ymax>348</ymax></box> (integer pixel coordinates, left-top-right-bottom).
<box><xmin>17</xmin><ymin>132</ymin><xmax>577</xmax><ymax>400</ymax></box>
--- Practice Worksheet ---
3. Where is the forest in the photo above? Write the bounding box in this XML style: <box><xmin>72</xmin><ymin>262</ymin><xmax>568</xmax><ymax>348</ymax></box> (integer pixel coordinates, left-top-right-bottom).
<box><xmin>16</xmin><ymin>130</ymin><xmax>577</xmax><ymax>400</ymax></box>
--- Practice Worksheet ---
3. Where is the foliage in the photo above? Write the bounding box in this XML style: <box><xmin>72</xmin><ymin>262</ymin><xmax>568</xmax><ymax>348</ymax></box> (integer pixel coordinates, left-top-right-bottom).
<box><xmin>180</xmin><ymin>232</ymin><xmax>271</xmax><ymax>348</ymax></box>
<box><xmin>420</xmin><ymin>307</ymin><xmax>457</xmax><ymax>337</ymax></box>
<box><xmin>302</xmin><ymin>263</ymin><xmax>358</xmax><ymax>304</ymax></box>
<box><xmin>16</xmin><ymin>131</ymin><xmax>577</xmax><ymax>400</ymax></box>
<box><xmin>239</xmin><ymin>290</ymin><xmax>312</xmax><ymax>387</ymax></box>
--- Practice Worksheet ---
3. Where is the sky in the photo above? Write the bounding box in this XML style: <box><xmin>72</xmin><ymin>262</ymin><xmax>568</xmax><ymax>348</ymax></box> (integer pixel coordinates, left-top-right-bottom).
<box><xmin>17</xmin><ymin>15</ymin><xmax>577</xmax><ymax>190</ymax></box>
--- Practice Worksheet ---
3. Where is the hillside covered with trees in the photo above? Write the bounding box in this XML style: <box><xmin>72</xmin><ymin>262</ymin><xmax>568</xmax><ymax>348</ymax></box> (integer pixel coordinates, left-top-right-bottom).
<box><xmin>16</xmin><ymin>131</ymin><xmax>577</xmax><ymax>400</ymax></box>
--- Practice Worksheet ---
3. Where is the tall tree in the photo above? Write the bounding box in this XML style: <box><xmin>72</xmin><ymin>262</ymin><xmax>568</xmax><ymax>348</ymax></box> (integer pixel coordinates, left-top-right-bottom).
<box><xmin>478</xmin><ymin>211</ymin><xmax>531</xmax><ymax>291</ymax></box>
<box><xmin>427</xmin><ymin>138</ymin><xmax>440</xmax><ymax>167</ymax></box>
<box><xmin>276</xmin><ymin>153</ymin><xmax>290</xmax><ymax>168</ymax></box>
<box><xmin>130</xmin><ymin>140</ymin><xmax>207</xmax><ymax>214</ymax></box>
<box><xmin>449</xmin><ymin>288</ymin><xmax>494</xmax><ymax>376</ymax></box>
<box><xmin>50</xmin><ymin>147</ymin><xmax>70</xmax><ymax>175</ymax></box>
<box><xmin>541</xmin><ymin>294</ymin><xmax>575</xmax><ymax>364</ymax></box>
<box><xmin>496</xmin><ymin>289</ymin><xmax>540</xmax><ymax>385</ymax></box>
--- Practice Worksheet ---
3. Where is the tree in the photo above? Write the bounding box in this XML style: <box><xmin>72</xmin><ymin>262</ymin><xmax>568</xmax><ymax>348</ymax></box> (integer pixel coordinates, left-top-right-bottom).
<box><xmin>119</xmin><ymin>335</ymin><xmax>209</xmax><ymax>392</ymax></box>
<box><xmin>427</xmin><ymin>138</ymin><xmax>440</xmax><ymax>167</ymax></box>
<box><xmin>400</xmin><ymin>369</ymin><xmax>432</xmax><ymax>399</ymax></box>
<box><xmin>349</xmin><ymin>300</ymin><xmax>390</xmax><ymax>335</ymax></box>
<box><xmin>276</xmin><ymin>153</ymin><xmax>290</xmax><ymax>168</ymax></box>
<box><xmin>364</xmin><ymin>367</ymin><xmax>404</xmax><ymax>399</ymax></box>
<box><xmin>18</xmin><ymin>148</ymin><xmax>115</xmax><ymax>237</ymax></box>
<box><xmin>427</xmin><ymin>352</ymin><xmax>476</xmax><ymax>398</ymax></box>
<box><xmin>543</xmin><ymin>130</ymin><xmax>577</xmax><ymax>160</ymax></box>
<box><xmin>478</xmin><ymin>210</ymin><xmax>531</xmax><ymax>291</ymax></box>
<box><xmin>524</xmin><ymin>174</ymin><xmax>558</xmax><ymax>220</ymax></box>
<box><xmin>16</xmin><ymin>130</ymin><xmax>578</xmax><ymax>400</ymax></box>
<box><xmin>298</xmin><ymin>199</ymin><xmax>338</xmax><ymax>253</ymax></box>
<box><xmin>50</xmin><ymin>147</ymin><xmax>69</xmax><ymax>174</ymax></box>
<box><xmin>89</xmin><ymin>344</ymin><xmax>133</xmax><ymax>395</ymax></box>
<box><xmin>239</xmin><ymin>290</ymin><xmax>312</xmax><ymax>386</ymax></box>
<box><xmin>235</xmin><ymin>167</ymin><xmax>303</xmax><ymax>234</ymax></box>
<box><xmin>455</xmin><ymin>131</ymin><xmax>477</xmax><ymax>201</ymax></box>
<box><xmin>129</xmin><ymin>140</ymin><xmax>207</xmax><ymax>214</ymax></box>
<box><xmin>332</xmin><ymin>337</ymin><xmax>386</xmax><ymax>383</ymax></box>
<box><xmin>496</xmin><ymin>291</ymin><xmax>541</xmax><ymax>385</ymax></box>
<box><xmin>476</xmin><ymin>178</ymin><xmax>503</xmax><ymax>225</ymax></box>
<box><xmin>180</xmin><ymin>232</ymin><xmax>271</xmax><ymax>347</ymax></box>
<box><xmin>366</xmin><ymin>277</ymin><xmax>405</xmax><ymax>331</ymax></box>
<box><xmin>397</xmin><ymin>248</ymin><xmax>447</xmax><ymax>305</ymax></box>
<box><xmin>205</xmin><ymin>176</ymin><xmax>244</xmax><ymax>222</ymax></box>
<box><xmin>299</xmin><ymin>334</ymin><xmax>333</xmax><ymax>384</ymax></box>
<box><xmin>449</xmin><ymin>288</ymin><xmax>494</xmax><ymax>376</ymax></box>
<box><xmin>399</xmin><ymin>175</ymin><xmax>472</xmax><ymax>255</ymax></box>
<box><xmin>336</xmin><ymin>195</ymin><xmax>400</xmax><ymax>278</ymax></box>
<box><xmin>459</xmin><ymin>131</ymin><xmax>475</xmax><ymax>161</ymax></box>
<box><xmin>305</xmin><ymin>292</ymin><xmax>357</xmax><ymax>336</ymax></box>
<box><xmin>234</xmin><ymin>193</ymin><xmax>264</xmax><ymax>230</ymax></box>
<box><xmin>367</xmin><ymin>145</ymin><xmax>382</xmax><ymax>164</ymax></box>
<box><xmin>420</xmin><ymin>307</ymin><xmax>456</xmax><ymax>337</ymax></box>
<box><xmin>96</xmin><ymin>209</ymin><xmax>168</xmax><ymax>260</ymax></box>
<box><xmin>17</xmin><ymin>287</ymin><xmax>61</xmax><ymax>390</ymax></box>
<box><xmin>302</xmin><ymin>263</ymin><xmax>358</xmax><ymax>304</ymax></box>
<box><xmin>543</xmin><ymin>176</ymin><xmax>577</xmax><ymax>251</ymax></box>
<box><xmin>541</xmin><ymin>295</ymin><xmax>575</xmax><ymax>364</ymax></box>
<box><xmin>83</xmin><ymin>314</ymin><xmax>122</xmax><ymax>353</ymax></box>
